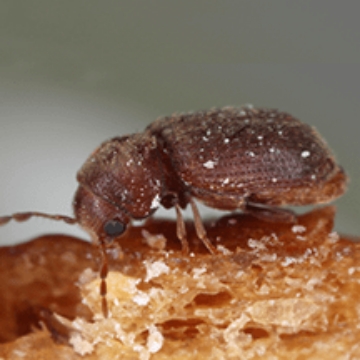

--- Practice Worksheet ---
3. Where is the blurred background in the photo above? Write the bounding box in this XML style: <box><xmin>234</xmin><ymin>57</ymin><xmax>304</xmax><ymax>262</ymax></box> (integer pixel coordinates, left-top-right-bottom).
<box><xmin>0</xmin><ymin>1</ymin><xmax>359</xmax><ymax>244</ymax></box>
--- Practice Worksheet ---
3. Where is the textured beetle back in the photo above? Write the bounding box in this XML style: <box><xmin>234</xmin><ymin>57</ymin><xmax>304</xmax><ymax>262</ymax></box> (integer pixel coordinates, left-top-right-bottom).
<box><xmin>149</xmin><ymin>106</ymin><xmax>346</xmax><ymax>207</ymax></box>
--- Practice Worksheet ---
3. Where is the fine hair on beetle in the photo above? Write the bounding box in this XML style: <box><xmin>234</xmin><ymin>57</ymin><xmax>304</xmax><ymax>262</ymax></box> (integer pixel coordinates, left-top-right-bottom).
<box><xmin>0</xmin><ymin>105</ymin><xmax>348</xmax><ymax>318</ymax></box>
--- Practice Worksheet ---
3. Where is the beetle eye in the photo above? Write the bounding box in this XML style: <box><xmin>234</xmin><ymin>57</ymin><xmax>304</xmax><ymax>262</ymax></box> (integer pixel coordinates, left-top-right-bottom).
<box><xmin>104</xmin><ymin>220</ymin><xmax>126</xmax><ymax>237</ymax></box>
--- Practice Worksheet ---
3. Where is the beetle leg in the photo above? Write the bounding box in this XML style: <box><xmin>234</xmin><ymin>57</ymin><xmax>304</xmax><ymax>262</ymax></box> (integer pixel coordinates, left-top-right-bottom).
<box><xmin>245</xmin><ymin>201</ymin><xmax>297</xmax><ymax>223</ymax></box>
<box><xmin>37</xmin><ymin>308</ymin><xmax>72</xmax><ymax>344</ymax></box>
<box><xmin>175</xmin><ymin>204</ymin><xmax>189</xmax><ymax>254</ymax></box>
<box><xmin>189</xmin><ymin>198</ymin><xmax>217</xmax><ymax>254</ymax></box>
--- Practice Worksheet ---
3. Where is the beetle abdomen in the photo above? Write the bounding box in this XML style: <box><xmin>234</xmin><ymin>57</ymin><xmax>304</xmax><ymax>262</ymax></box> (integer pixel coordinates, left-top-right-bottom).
<box><xmin>150</xmin><ymin>106</ymin><xmax>346</xmax><ymax>207</ymax></box>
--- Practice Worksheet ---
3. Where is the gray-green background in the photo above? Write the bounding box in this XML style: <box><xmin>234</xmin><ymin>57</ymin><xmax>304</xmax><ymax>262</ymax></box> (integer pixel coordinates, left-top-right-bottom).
<box><xmin>0</xmin><ymin>1</ymin><xmax>359</xmax><ymax>244</ymax></box>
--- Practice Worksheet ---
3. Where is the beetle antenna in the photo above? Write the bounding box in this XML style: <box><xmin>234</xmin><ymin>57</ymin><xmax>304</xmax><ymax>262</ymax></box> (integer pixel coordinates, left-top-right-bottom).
<box><xmin>0</xmin><ymin>212</ymin><xmax>77</xmax><ymax>226</ymax></box>
<box><xmin>98</xmin><ymin>236</ymin><xmax>109</xmax><ymax>318</ymax></box>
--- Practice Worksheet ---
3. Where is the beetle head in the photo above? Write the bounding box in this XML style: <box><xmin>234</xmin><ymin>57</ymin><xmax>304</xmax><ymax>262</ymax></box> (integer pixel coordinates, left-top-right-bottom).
<box><xmin>74</xmin><ymin>133</ymin><xmax>163</xmax><ymax>243</ymax></box>
<box><xmin>73</xmin><ymin>185</ymin><xmax>130</xmax><ymax>242</ymax></box>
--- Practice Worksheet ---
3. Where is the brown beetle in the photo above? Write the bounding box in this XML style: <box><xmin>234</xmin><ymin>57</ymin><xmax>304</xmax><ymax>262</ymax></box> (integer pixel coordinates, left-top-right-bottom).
<box><xmin>0</xmin><ymin>106</ymin><xmax>348</xmax><ymax>317</ymax></box>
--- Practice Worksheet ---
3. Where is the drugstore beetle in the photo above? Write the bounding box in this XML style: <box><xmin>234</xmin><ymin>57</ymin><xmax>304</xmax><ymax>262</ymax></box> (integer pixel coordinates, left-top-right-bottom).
<box><xmin>0</xmin><ymin>105</ymin><xmax>348</xmax><ymax>317</ymax></box>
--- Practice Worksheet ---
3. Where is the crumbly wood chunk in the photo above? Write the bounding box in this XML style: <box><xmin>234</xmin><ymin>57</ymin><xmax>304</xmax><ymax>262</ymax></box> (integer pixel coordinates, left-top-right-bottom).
<box><xmin>1</xmin><ymin>206</ymin><xmax>360</xmax><ymax>359</ymax></box>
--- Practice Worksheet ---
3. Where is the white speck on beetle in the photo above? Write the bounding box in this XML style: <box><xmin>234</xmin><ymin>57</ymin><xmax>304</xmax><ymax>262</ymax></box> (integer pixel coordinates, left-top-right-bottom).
<box><xmin>272</xmin><ymin>178</ymin><xmax>277</xmax><ymax>183</ymax></box>
<box><xmin>150</xmin><ymin>194</ymin><xmax>161</xmax><ymax>209</ymax></box>
<box><xmin>292</xmin><ymin>225</ymin><xmax>306</xmax><ymax>234</ymax></box>
<box><xmin>224</xmin><ymin>138</ymin><xmax>230</xmax><ymax>144</ymax></box>
<box><xmin>223</xmin><ymin>178</ymin><xmax>230</xmax><ymax>185</ymax></box>
<box><xmin>247</xmin><ymin>151</ymin><xmax>255</xmax><ymax>157</ymax></box>
<box><xmin>301</xmin><ymin>150</ymin><xmax>311</xmax><ymax>158</ymax></box>
<box><xmin>269</xmin><ymin>147</ymin><xmax>275</xmax><ymax>153</ymax></box>
<box><xmin>203</xmin><ymin>160</ymin><xmax>217</xmax><ymax>169</ymax></box>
